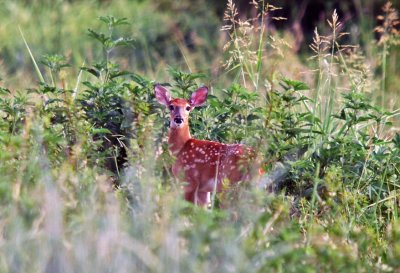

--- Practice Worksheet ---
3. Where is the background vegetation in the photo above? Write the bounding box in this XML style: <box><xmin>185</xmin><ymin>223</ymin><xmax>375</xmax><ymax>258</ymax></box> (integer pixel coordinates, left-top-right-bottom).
<box><xmin>0</xmin><ymin>0</ymin><xmax>399</xmax><ymax>272</ymax></box>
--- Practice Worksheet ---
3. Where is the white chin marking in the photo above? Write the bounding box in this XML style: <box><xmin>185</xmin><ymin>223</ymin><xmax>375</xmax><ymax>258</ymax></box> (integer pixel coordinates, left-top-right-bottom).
<box><xmin>171</xmin><ymin>122</ymin><xmax>184</xmax><ymax>128</ymax></box>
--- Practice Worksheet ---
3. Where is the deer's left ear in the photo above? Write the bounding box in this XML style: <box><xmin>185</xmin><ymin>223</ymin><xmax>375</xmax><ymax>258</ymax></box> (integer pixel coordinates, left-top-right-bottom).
<box><xmin>189</xmin><ymin>86</ymin><xmax>208</xmax><ymax>107</ymax></box>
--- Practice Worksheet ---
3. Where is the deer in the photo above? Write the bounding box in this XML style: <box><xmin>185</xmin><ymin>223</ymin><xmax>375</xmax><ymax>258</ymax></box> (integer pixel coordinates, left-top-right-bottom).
<box><xmin>155</xmin><ymin>84</ymin><xmax>260</xmax><ymax>207</ymax></box>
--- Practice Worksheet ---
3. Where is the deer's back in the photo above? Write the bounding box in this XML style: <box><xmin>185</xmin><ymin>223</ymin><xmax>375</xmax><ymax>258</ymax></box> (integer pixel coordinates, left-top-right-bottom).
<box><xmin>172</xmin><ymin>139</ymin><xmax>256</xmax><ymax>192</ymax></box>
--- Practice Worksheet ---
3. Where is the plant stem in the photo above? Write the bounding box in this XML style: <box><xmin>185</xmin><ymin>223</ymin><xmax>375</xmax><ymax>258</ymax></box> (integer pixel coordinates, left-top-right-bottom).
<box><xmin>381</xmin><ymin>42</ymin><xmax>387</xmax><ymax>108</ymax></box>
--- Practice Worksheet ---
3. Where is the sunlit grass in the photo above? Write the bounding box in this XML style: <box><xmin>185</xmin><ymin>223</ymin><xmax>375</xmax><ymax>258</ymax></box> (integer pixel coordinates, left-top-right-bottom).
<box><xmin>0</xmin><ymin>1</ymin><xmax>399</xmax><ymax>272</ymax></box>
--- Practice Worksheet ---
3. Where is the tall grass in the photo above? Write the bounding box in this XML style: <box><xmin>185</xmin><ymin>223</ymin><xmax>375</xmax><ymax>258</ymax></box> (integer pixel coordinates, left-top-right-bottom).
<box><xmin>0</xmin><ymin>0</ymin><xmax>221</xmax><ymax>89</ymax></box>
<box><xmin>0</xmin><ymin>1</ymin><xmax>399</xmax><ymax>273</ymax></box>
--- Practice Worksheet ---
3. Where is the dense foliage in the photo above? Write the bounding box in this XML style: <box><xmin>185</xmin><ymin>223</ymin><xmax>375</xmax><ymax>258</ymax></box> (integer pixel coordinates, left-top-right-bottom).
<box><xmin>0</xmin><ymin>1</ymin><xmax>399</xmax><ymax>272</ymax></box>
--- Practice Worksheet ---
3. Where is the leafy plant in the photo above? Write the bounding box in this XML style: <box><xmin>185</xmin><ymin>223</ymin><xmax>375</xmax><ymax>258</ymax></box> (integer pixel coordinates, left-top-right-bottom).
<box><xmin>78</xmin><ymin>16</ymin><xmax>136</xmax><ymax>178</ymax></box>
<box><xmin>0</xmin><ymin>1</ymin><xmax>399</xmax><ymax>272</ymax></box>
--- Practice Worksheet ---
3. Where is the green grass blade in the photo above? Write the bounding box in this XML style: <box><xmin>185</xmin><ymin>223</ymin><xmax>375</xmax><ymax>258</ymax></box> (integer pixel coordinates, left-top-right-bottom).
<box><xmin>73</xmin><ymin>60</ymin><xmax>85</xmax><ymax>100</ymax></box>
<box><xmin>18</xmin><ymin>26</ymin><xmax>45</xmax><ymax>83</ymax></box>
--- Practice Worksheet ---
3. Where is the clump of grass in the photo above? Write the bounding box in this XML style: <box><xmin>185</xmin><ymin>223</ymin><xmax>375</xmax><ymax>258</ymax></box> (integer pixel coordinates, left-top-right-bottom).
<box><xmin>0</xmin><ymin>1</ymin><xmax>400</xmax><ymax>273</ymax></box>
<box><xmin>222</xmin><ymin>0</ymin><xmax>289</xmax><ymax>90</ymax></box>
<box><xmin>374</xmin><ymin>1</ymin><xmax>400</xmax><ymax>108</ymax></box>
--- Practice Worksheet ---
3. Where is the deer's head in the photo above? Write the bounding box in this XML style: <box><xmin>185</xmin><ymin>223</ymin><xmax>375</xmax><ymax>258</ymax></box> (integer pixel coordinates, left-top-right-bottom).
<box><xmin>155</xmin><ymin>85</ymin><xmax>208</xmax><ymax>129</ymax></box>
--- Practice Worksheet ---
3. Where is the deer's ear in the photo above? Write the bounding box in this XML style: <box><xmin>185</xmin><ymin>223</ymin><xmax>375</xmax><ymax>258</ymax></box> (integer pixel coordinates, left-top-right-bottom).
<box><xmin>189</xmin><ymin>86</ymin><xmax>208</xmax><ymax>107</ymax></box>
<box><xmin>155</xmin><ymin>85</ymin><xmax>171</xmax><ymax>106</ymax></box>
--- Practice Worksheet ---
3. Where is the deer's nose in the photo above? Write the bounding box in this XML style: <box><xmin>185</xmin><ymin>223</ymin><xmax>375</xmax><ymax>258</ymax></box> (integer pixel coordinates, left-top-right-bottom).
<box><xmin>174</xmin><ymin>117</ymin><xmax>184</xmax><ymax>124</ymax></box>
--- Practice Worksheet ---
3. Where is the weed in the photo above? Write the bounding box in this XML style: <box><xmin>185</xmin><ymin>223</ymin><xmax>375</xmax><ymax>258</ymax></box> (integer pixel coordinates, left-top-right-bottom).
<box><xmin>0</xmin><ymin>1</ymin><xmax>399</xmax><ymax>272</ymax></box>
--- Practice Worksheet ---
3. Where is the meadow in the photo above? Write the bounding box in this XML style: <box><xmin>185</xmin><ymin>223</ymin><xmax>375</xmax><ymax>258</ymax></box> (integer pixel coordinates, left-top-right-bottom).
<box><xmin>0</xmin><ymin>0</ymin><xmax>400</xmax><ymax>272</ymax></box>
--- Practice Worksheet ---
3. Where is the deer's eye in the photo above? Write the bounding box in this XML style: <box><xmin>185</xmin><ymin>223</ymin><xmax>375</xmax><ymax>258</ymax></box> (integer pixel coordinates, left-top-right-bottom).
<box><xmin>186</xmin><ymin>106</ymin><xmax>191</xmax><ymax>111</ymax></box>
<box><xmin>169</xmin><ymin>105</ymin><xmax>174</xmax><ymax>111</ymax></box>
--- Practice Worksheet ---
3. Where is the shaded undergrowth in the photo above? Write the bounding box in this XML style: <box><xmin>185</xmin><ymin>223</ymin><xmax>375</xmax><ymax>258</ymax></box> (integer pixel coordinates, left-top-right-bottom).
<box><xmin>0</xmin><ymin>1</ymin><xmax>400</xmax><ymax>272</ymax></box>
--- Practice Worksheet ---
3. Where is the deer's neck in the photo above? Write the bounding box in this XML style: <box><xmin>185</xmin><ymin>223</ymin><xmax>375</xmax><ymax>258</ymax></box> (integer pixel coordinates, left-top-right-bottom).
<box><xmin>168</xmin><ymin>124</ymin><xmax>192</xmax><ymax>156</ymax></box>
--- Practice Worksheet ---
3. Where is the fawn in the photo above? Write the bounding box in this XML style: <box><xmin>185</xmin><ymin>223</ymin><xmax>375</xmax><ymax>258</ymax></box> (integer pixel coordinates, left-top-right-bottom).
<box><xmin>155</xmin><ymin>85</ymin><xmax>259</xmax><ymax>206</ymax></box>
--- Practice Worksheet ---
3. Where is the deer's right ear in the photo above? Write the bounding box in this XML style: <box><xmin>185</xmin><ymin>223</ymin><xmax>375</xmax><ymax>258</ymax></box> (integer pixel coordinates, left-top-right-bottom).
<box><xmin>155</xmin><ymin>85</ymin><xmax>171</xmax><ymax>106</ymax></box>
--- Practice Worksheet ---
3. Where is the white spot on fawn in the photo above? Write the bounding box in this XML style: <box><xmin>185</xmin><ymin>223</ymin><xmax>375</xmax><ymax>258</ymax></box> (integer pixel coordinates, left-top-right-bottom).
<box><xmin>195</xmin><ymin>158</ymin><xmax>205</xmax><ymax>163</ymax></box>
<box><xmin>184</xmin><ymin>164</ymin><xmax>197</xmax><ymax>171</ymax></box>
